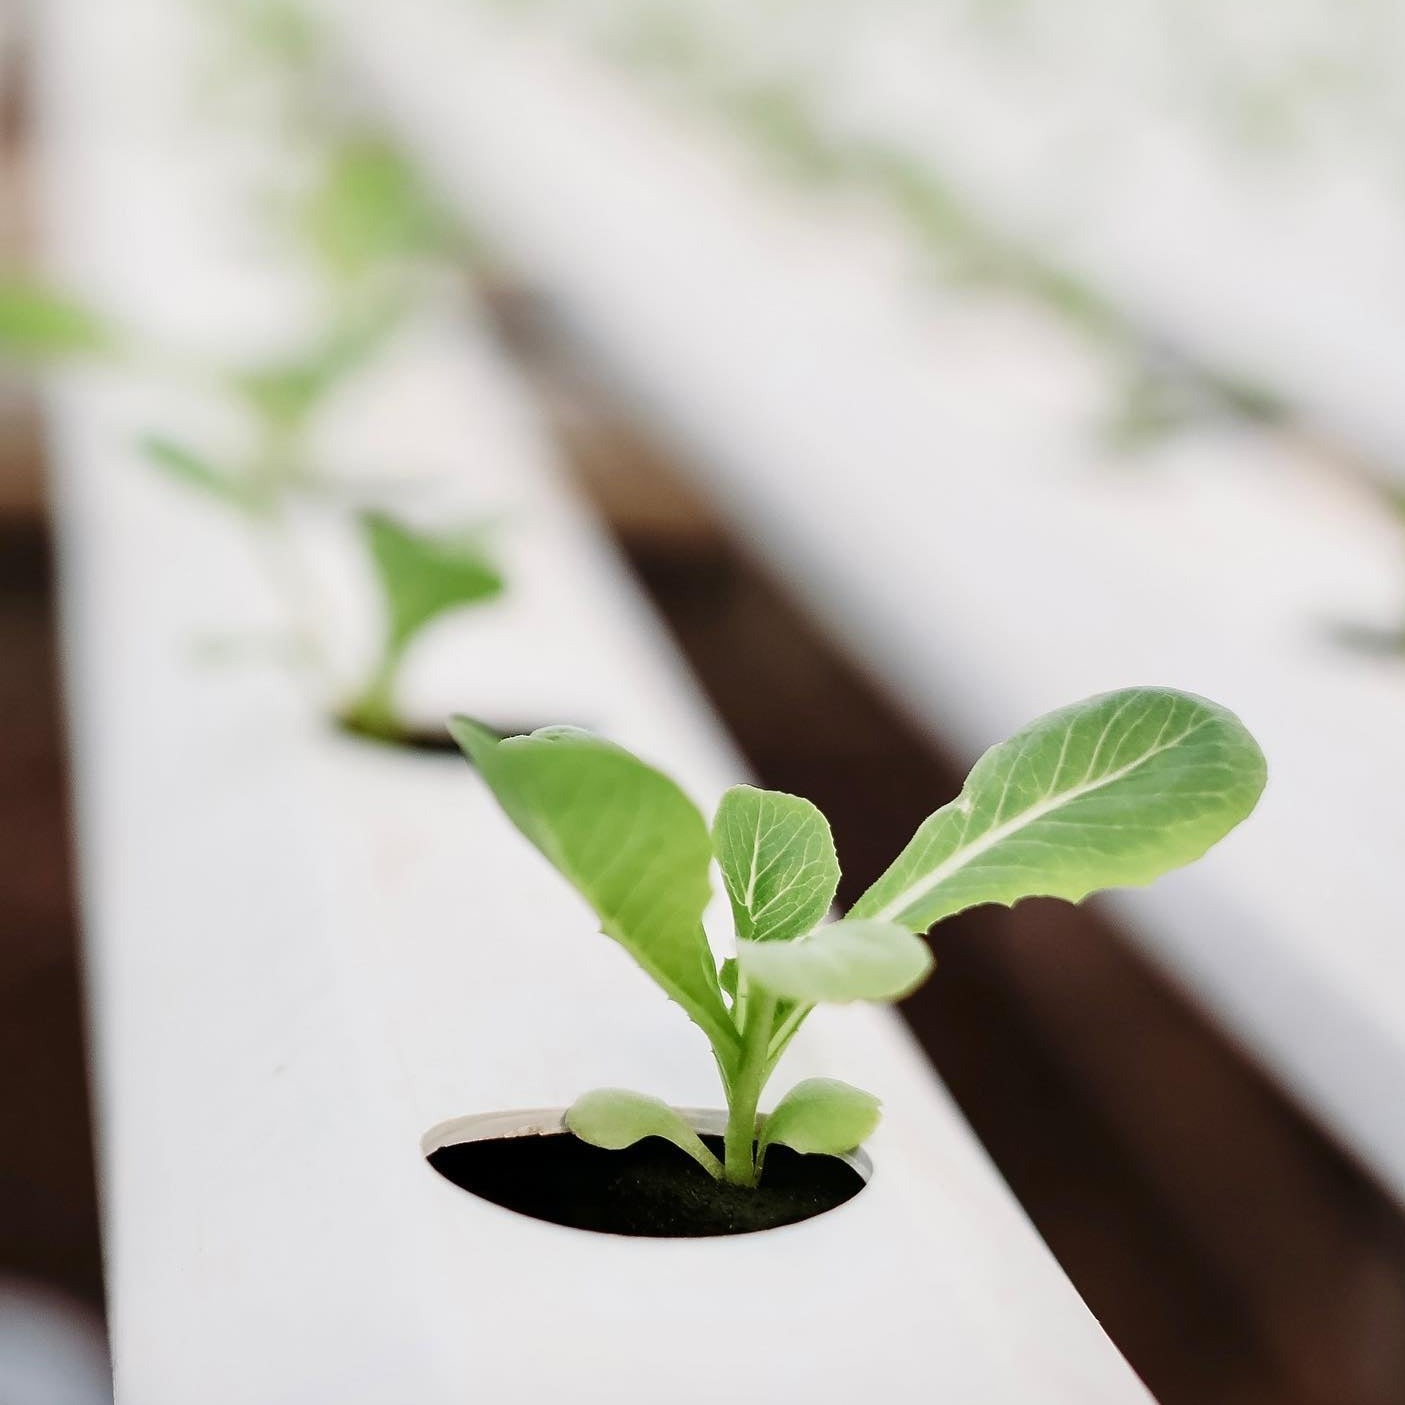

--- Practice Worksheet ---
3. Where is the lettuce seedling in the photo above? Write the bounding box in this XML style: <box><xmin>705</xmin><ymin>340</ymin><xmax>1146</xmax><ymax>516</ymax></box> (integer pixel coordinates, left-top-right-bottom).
<box><xmin>342</xmin><ymin>512</ymin><xmax>506</xmax><ymax>742</ymax></box>
<box><xmin>230</xmin><ymin>300</ymin><xmax>403</xmax><ymax>466</ymax></box>
<box><xmin>140</xmin><ymin>301</ymin><xmax>405</xmax><ymax>511</ymax></box>
<box><xmin>452</xmin><ymin>686</ymin><xmax>1266</xmax><ymax>1188</ymax></box>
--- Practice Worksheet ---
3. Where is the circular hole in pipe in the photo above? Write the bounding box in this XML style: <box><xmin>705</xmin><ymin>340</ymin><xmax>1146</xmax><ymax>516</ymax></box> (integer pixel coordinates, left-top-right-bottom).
<box><xmin>422</xmin><ymin>1108</ymin><xmax>871</xmax><ymax>1238</ymax></box>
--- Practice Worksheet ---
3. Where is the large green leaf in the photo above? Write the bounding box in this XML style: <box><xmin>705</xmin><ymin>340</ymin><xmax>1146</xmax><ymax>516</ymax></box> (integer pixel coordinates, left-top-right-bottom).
<box><xmin>566</xmin><ymin>1088</ymin><xmax>722</xmax><ymax>1179</ymax></box>
<box><xmin>363</xmin><ymin>512</ymin><xmax>505</xmax><ymax>655</ymax></box>
<box><xmin>449</xmin><ymin>721</ymin><xmax>737</xmax><ymax>1056</ymax></box>
<box><xmin>758</xmin><ymin>1078</ymin><xmax>880</xmax><ymax>1164</ymax></box>
<box><xmin>0</xmin><ymin>281</ymin><xmax>112</xmax><ymax>364</ymax></box>
<box><xmin>736</xmin><ymin>917</ymin><xmax>933</xmax><ymax>1004</ymax></box>
<box><xmin>712</xmin><ymin>785</ymin><xmax>838</xmax><ymax>944</ymax></box>
<box><xmin>852</xmin><ymin>688</ymin><xmax>1267</xmax><ymax>932</ymax></box>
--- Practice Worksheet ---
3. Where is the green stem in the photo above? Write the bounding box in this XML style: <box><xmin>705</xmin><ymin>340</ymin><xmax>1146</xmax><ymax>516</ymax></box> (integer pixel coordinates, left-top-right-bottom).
<box><xmin>763</xmin><ymin>1001</ymin><xmax>812</xmax><ymax>1082</ymax></box>
<box><xmin>343</xmin><ymin>643</ymin><xmax>403</xmax><ymax>739</ymax></box>
<box><xmin>723</xmin><ymin>991</ymin><xmax>776</xmax><ymax>1188</ymax></box>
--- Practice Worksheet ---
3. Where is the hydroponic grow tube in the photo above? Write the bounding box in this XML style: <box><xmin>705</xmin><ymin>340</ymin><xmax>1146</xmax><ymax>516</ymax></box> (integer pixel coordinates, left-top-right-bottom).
<box><xmin>35</xmin><ymin>0</ymin><xmax>1152</xmax><ymax>1399</ymax></box>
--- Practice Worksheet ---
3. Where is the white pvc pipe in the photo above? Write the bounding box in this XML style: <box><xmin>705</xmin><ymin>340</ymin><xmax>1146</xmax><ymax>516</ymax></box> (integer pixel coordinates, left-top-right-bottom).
<box><xmin>36</xmin><ymin>0</ymin><xmax>1153</xmax><ymax>1400</ymax></box>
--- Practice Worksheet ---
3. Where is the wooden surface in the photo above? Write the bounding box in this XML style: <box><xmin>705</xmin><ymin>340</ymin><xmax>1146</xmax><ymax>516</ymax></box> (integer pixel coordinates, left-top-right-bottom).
<box><xmin>0</xmin><ymin>529</ymin><xmax>101</xmax><ymax>1306</ymax></box>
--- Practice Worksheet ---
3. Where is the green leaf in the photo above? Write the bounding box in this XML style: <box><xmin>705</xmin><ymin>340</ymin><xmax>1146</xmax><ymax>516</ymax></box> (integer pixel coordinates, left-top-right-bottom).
<box><xmin>363</xmin><ymin>512</ymin><xmax>505</xmax><ymax>655</ymax></box>
<box><xmin>851</xmin><ymin>687</ymin><xmax>1266</xmax><ymax>932</ymax></box>
<box><xmin>736</xmin><ymin>917</ymin><xmax>933</xmax><ymax>1004</ymax></box>
<box><xmin>449</xmin><ymin>720</ymin><xmax>738</xmax><ymax>1057</ymax></box>
<box><xmin>566</xmin><ymin>1088</ymin><xmax>723</xmax><ymax>1179</ymax></box>
<box><xmin>234</xmin><ymin>303</ymin><xmax>399</xmax><ymax>430</ymax></box>
<box><xmin>712</xmin><ymin>785</ymin><xmax>839</xmax><ymax>944</ymax></box>
<box><xmin>140</xmin><ymin>435</ymin><xmax>263</xmax><ymax>516</ymax></box>
<box><xmin>302</xmin><ymin>135</ymin><xmax>451</xmax><ymax>281</ymax></box>
<box><xmin>232</xmin><ymin>0</ymin><xmax>323</xmax><ymax>71</ymax></box>
<box><xmin>717</xmin><ymin>956</ymin><xmax>738</xmax><ymax>1002</ymax></box>
<box><xmin>758</xmin><ymin>1078</ymin><xmax>880</xmax><ymax>1164</ymax></box>
<box><xmin>0</xmin><ymin>281</ymin><xmax>113</xmax><ymax>363</ymax></box>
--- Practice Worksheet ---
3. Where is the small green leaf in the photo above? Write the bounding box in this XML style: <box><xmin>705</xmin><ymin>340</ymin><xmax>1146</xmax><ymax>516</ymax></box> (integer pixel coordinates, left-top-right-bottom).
<box><xmin>450</xmin><ymin>720</ymin><xmax>738</xmax><ymax>1058</ymax></box>
<box><xmin>234</xmin><ymin>303</ymin><xmax>399</xmax><ymax>430</ymax></box>
<box><xmin>364</xmin><ymin>512</ymin><xmax>505</xmax><ymax>655</ymax></box>
<box><xmin>736</xmin><ymin>917</ymin><xmax>933</xmax><ymax>1004</ymax></box>
<box><xmin>0</xmin><ymin>281</ymin><xmax>113</xmax><ymax>363</ymax></box>
<box><xmin>301</xmin><ymin>134</ymin><xmax>451</xmax><ymax>281</ymax></box>
<box><xmin>141</xmin><ymin>435</ymin><xmax>263</xmax><ymax>516</ymax></box>
<box><xmin>712</xmin><ymin>785</ymin><xmax>839</xmax><ymax>944</ymax></box>
<box><xmin>232</xmin><ymin>0</ymin><xmax>323</xmax><ymax>70</ymax></box>
<box><xmin>717</xmin><ymin>957</ymin><xmax>738</xmax><ymax>1002</ymax></box>
<box><xmin>566</xmin><ymin>1088</ymin><xmax>723</xmax><ymax>1180</ymax></box>
<box><xmin>758</xmin><ymin>1078</ymin><xmax>880</xmax><ymax>1164</ymax></box>
<box><xmin>852</xmin><ymin>688</ymin><xmax>1267</xmax><ymax>932</ymax></box>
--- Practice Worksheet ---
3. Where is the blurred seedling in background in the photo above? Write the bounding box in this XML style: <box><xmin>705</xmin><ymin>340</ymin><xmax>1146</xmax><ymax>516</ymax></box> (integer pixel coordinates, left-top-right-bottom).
<box><xmin>0</xmin><ymin>277</ymin><xmax>504</xmax><ymax>702</ymax></box>
<box><xmin>127</xmin><ymin>300</ymin><xmax>402</xmax><ymax>518</ymax></box>
<box><xmin>208</xmin><ymin>0</ymin><xmax>487</xmax><ymax>301</ymax></box>
<box><xmin>141</xmin><ymin>434</ymin><xmax>278</xmax><ymax>519</ymax></box>
<box><xmin>552</xmin><ymin>0</ymin><xmax>1290</xmax><ymax>455</ymax></box>
<box><xmin>0</xmin><ymin>275</ymin><xmax>393</xmax><ymax>502</ymax></box>
<box><xmin>340</xmin><ymin>513</ymin><xmax>506</xmax><ymax>746</ymax></box>
<box><xmin>0</xmin><ymin>279</ymin><xmax>120</xmax><ymax>367</ymax></box>
<box><xmin>139</xmin><ymin>455</ymin><xmax>512</xmax><ymax>740</ymax></box>
<box><xmin>0</xmin><ymin>248</ymin><xmax>414</xmax><ymax>507</ymax></box>
<box><xmin>194</xmin><ymin>0</ymin><xmax>334</xmax><ymax>151</ymax></box>
<box><xmin>297</xmin><ymin>132</ymin><xmax>464</xmax><ymax>290</ymax></box>
<box><xmin>223</xmin><ymin>298</ymin><xmax>406</xmax><ymax>494</ymax></box>
<box><xmin>2</xmin><ymin>7</ymin><xmax>516</xmax><ymax>740</ymax></box>
<box><xmin>454</xmin><ymin>687</ymin><xmax>1266</xmax><ymax>1189</ymax></box>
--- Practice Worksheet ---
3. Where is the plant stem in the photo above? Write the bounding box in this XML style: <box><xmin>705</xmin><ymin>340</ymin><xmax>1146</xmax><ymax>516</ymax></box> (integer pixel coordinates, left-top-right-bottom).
<box><xmin>763</xmin><ymin>1001</ymin><xmax>812</xmax><ymax>1082</ymax></box>
<box><xmin>723</xmin><ymin>991</ymin><xmax>775</xmax><ymax>1188</ymax></box>
<box><xmin>342</xmin><ymin>643</ymin><xmax>402</xmax><ymax>739</ymax></box>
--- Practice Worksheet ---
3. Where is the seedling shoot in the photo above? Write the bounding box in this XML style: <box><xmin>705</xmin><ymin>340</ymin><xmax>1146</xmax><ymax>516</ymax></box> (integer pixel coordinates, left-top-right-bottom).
<box><xmin>453</xmin><ymin>686</ymin><xmax>1266</xmax><ymax>1189</ymax></box>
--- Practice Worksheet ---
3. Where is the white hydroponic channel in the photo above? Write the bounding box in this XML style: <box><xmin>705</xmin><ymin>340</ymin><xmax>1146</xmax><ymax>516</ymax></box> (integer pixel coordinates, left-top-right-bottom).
<box><xmin>35</xmin><ymin>0</ymin><xmax>1153</xmax><ymax>1400</ymax></box>
<box><xmin>480</xmin><ymin>0</ymin><xmax>1405</xmax><ymax>473</ymax></box>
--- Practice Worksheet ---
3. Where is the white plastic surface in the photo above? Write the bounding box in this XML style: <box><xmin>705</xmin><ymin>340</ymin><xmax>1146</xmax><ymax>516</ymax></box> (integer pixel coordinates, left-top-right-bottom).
<box><xmin>36</xmin><ymin>0</ymin><xmax>1152</xmax><ymax>1400</ymax></box>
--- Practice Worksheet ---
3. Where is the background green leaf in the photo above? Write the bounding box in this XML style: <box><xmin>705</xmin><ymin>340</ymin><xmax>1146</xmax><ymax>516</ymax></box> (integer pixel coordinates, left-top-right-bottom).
<box><xmin>712</xmin><ymin>784</ymin><xmax>839</xmax><ymax>944</ymax></box>
<box><xmin>450</xmin><ymin>721</ymin><xmax>737</xmax><ymax>1056</ymax></box>
<box><xmin>852</xmin><ymin>687</ymin><xmax>1267</xmax><ymax>932</ymax></box>
<box><xmin>736</xmin><ymin>916</ymin><xmax>933</xmax><ymax>1004</ymax></box>
<box><xmin>364</xmin><ymin>512</ymin><xmax>505</xmax><ymax>655</ymax></box>
<box><xmin>758</xmin><ymin>1077</ymin><xmax>881</xmax><ymax>1162</ymax></box>
<box><xmin>233</xmin><ymin>302</ymin><xmax>399</xmax><ymax>430</ymax></box>
<box><xmin>566</xmin><ymin>1088</ymin><xmax>723</xmax><ymax>1179</ymax></box>
<box><xmin>717</xmin><ymin>956</ymin><xmax>738</xmax><ymax>1002</ymax></box>
<box><xmin>0</xmin><ymin>281</ymin><xmax>113</xmax><ymax>364</ymax></box>
<box><xmin>301</xmin><ymin>134</ymin><xmax>452</xmax><ymax>281</ymax></box>
<box><xmin>141</xmin><ymin>435</ymin><xmax>264</xmax><ymax>516</ymax></box>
